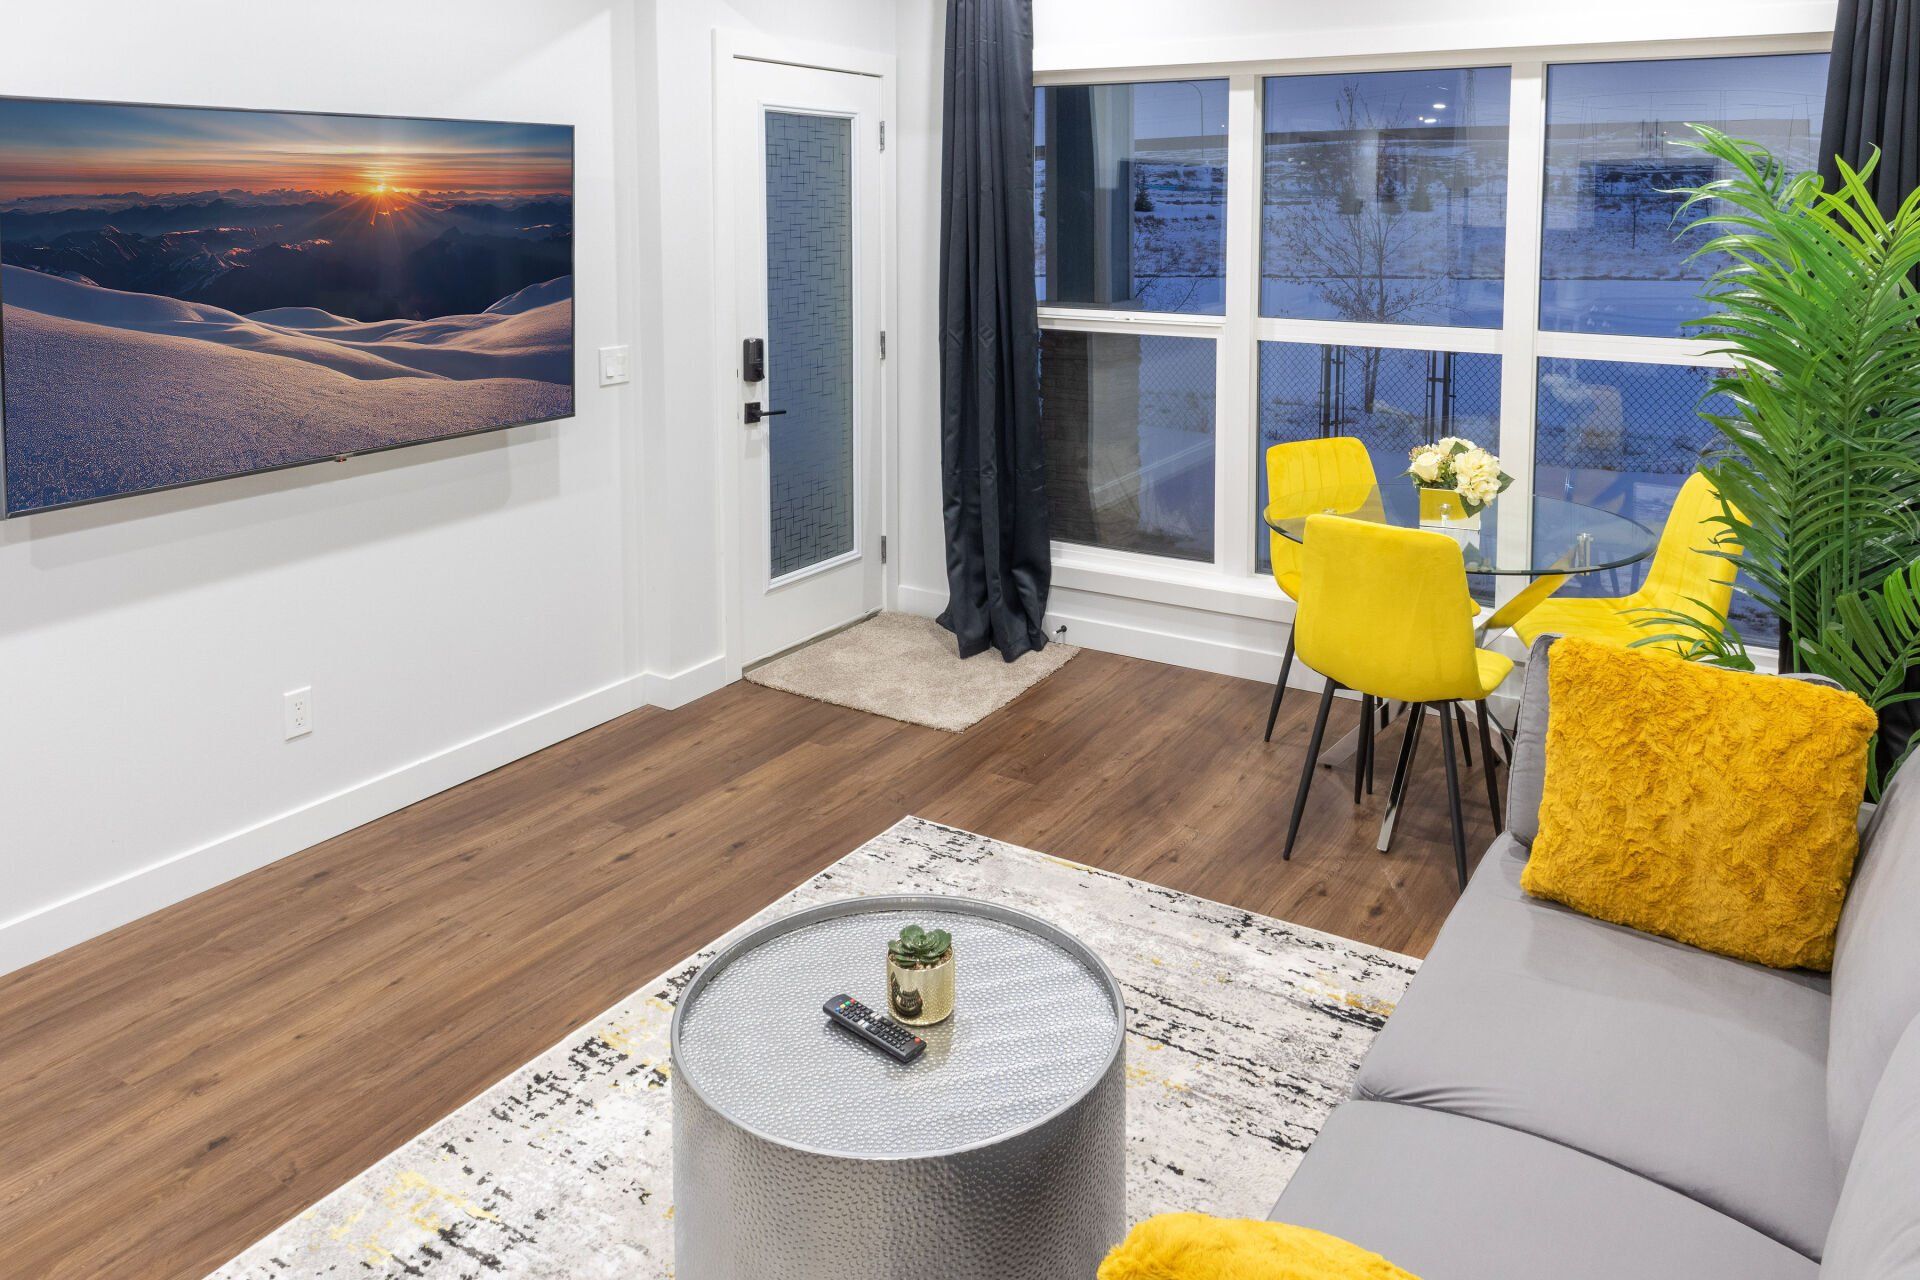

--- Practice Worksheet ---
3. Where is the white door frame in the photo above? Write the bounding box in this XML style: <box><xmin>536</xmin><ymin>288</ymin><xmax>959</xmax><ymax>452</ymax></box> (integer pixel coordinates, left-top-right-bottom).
<box><xmin>713</xmin><ymin>31</ymin><xmax>899</xmax><ymax>682</ymax></box>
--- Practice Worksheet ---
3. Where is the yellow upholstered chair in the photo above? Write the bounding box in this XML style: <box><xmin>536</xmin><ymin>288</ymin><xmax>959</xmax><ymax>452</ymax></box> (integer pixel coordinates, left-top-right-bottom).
<box><xmin>1263</xmin><ymin>438</ymin><xmax>1380</xmax><ymax>742</ymax></box>
<box><xmin>1514</xmin><ymin>472</ymin><xmax>1742</xmax><ymax>651</ymax></box>
<box><xmin>1284</xmin><ymin>515</ymin><xmax>1514</xmax><ymax>888</ymax></box>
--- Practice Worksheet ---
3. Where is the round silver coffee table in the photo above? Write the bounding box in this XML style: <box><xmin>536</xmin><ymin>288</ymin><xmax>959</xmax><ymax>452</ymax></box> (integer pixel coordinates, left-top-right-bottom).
<box><xmin>671</xmin><ymin>894</ymin><xmax>1127</xmax><ymax>1279</ymax></box>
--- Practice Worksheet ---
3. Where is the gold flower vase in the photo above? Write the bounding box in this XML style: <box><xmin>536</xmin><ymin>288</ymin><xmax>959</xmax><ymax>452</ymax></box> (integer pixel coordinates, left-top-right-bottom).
<box><xmin>886</xmin><ymin>947</ymin><xmax>955</xmax><ymax>1026</ymax></box>
<box><xmin>1417</xmin><ymin>486</ymin><xmax>1482</xmax><ymax>530</ymax></box>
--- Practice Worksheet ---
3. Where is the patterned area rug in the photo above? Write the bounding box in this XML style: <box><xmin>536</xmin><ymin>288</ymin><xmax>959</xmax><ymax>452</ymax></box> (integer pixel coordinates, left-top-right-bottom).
<box><xmin>745</xmin><ymin>612</ymin><xmax>1077</xmax><ymax>731</ymax></box>
<box><xmin>211</xmin><ymin>818</ymin><xmax>1417</xmax><ymax>1278</ymax></box>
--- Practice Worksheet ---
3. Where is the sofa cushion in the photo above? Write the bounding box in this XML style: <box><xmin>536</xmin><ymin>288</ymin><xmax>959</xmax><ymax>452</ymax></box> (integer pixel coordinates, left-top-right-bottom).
<box><xmin>1521</xmin><ymin>637</ymin><xmax>1875</xmax><ymax>971</ymax></box>
<box><xmin>1354</xmin><ymin>833</ymin><xmax>1839</xmax><ymax>1258</ymax></box>
<box><xmin>1503</xmin><ymin>634</ymin><xmax>1846</xmax><ymax>848</ymax></box>
<box><xmin>1821</xmin><ymin>1014</ymin><xmax>1920</xmax><ymax>1280</ymax></box>
<box><xmin>1828</xmin><ymin>761</ymin><xmax>1920</xmax><ymax>1170</ymax></box>
<box><xmin>1270</xmin><ymin>1101</ymin><xmax>1817</xmax><ymax>1280</ymax></box>
<box><xmin>1099</xmin><ymin>1214</ymin><xmax>1417</xmax><ymax>1280</ymax></box>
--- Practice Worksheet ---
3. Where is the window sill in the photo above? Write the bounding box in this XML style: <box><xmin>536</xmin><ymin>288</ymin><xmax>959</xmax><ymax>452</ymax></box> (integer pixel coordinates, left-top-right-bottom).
<box><xmin>1051</xmin><ymin>543</ymin><xmax>1290</xmax><ymax>622</ymax></box>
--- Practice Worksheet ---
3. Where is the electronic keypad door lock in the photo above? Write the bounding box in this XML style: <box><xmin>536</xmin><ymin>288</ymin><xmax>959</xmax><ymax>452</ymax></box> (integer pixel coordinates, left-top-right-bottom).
<box><xmin>743</xmin><ymin>337</ymin><xmax>766</xmax><ymax>383</ymax></box>
<box><xmin>744</xmin><ymin>402</ymin><xmax>787</xmax><ymax>425</ymax></box>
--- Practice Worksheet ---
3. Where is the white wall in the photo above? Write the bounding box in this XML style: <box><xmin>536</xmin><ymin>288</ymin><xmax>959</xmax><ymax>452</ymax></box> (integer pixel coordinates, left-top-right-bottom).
<box><xmin>0</xmin><ymin>0</ymin><xmax>939</xmax><ymax>976</ymax></box>
<box><xmin>0</xmin><ymin>0</ymin><xmax>650</xmax><ymax>974</ymax></box>
<box><xmin>894</xmin><ymin>0</ymin><xmax>952</xmax><ymax>624</ymax></box>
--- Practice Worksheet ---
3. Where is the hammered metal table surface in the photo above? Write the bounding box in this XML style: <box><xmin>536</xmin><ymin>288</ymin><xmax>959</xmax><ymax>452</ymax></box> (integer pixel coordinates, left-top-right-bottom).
<box><xmin>671</xmin><ymin>894</ymin><xmax>1129</xmax><ymax>1279</ymax></box>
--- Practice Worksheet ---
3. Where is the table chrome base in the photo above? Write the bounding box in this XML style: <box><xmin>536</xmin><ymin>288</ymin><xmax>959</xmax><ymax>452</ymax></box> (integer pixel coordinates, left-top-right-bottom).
<box><xmin>674</xmin><ymin>1063</ymin><xmax>1126</xmax><ymax>1278</ymax></box>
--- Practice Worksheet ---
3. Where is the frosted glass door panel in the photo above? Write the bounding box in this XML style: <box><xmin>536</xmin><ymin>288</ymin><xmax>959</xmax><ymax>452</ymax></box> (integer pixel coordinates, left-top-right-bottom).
<box><xmin>765</xmin><ymin>110</ymin><xmax>856</xmax><ymax>578</ymax></box>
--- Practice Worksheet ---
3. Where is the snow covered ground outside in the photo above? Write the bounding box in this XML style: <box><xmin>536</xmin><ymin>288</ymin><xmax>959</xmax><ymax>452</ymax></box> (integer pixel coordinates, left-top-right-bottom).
<box><xmin>0</xmin><ymin>266</ymin><xmax>572</xmax><ymax>513</ymax></box>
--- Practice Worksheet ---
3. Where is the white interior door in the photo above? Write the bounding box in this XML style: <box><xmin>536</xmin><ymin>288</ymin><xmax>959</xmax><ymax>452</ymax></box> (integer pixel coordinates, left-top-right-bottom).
<box><xmin>729</xmin><ymin>58</ymin><xmax>885</xmax><ymax>664</ymax></box>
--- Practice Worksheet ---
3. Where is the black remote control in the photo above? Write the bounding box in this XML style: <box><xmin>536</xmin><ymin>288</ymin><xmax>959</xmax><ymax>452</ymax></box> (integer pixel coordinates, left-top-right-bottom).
<box><xmin>823</xmin><ymin>994</ymin><xmax>926</xmax><ymax>1063</ymax></box>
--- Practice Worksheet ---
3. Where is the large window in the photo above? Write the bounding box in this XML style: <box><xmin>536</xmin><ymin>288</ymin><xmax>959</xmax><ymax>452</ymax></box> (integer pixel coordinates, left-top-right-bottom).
<box><xmin>1035</xmin><ymin>48</ymin><xmax>1828</xmax><ymax>639</ymax></box>
<box><xmin>1262</xmin><ymin>68</ymin><xmax>1510</xmax><ymax>327</ymax></box>
<box><xmin>1256</xmin><ymin>344</ymin><xmax>1501</xmax><ymax>572</ymax></box>
<box><xmin>1539</xmin><ymin>54</ymin><xmax>1829</xmax><ymax>336</ymax></box>
<box><xmin>1036</xmin><ymin>80</ymin><xmax>1229</xmax><ymax>315</ymax></box>
<box><xmin>1041</xmin><ymin>331</ymin><xmax>1217</xmax><ymax>561</ymax></box>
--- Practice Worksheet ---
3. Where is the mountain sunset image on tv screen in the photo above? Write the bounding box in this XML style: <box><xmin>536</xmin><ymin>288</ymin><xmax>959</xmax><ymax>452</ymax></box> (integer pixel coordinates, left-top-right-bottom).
<box><xmin>0</xmin><ymin>97</ymin><xmax>574</xmax><ymax>516</ymax></box>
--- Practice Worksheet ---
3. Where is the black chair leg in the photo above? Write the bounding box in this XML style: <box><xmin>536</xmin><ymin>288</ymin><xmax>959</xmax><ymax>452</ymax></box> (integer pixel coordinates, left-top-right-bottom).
<box><xmin>1283</xmin><ymin>680</ymin><xmax>1340</xmax><ymax>861</ymax></box>
<box><xmin>1386</xmin><ymin>704</ymin><xmax>1425</xmax><ymax>808</ymax></box>
<box><xmin>1453</xmin><ymin>702</ymin><xmax>1474</xmax><ymax>768</ymax></box>
<box><xmin>1365</xmin><ymin>698</ymin><xmax>1377</xmax><ymax>794</ymax></box>
<box><xmin>1353</xmin><ymin>694</ymin><xmax>1373</xmax><ymax>804</ymax></box>
<box><xmin>1474</xmin><ymin>700</ymin><xmax>1502</xmax><ymax>827</ymax></box>
<box><xmin>1439</xmin><ymin>709</ymin><xmax>1470</xmax><ymax>890</ymax></box>
<box><xmin>1264</xmin><ymin>631</ymin><xmax>1296</xmax><ymax>743</ymax></box>
<box><xmin>1377</xmin><ymin>702</ymin><xmax>1427</xmax><ymax>853</ymax></box>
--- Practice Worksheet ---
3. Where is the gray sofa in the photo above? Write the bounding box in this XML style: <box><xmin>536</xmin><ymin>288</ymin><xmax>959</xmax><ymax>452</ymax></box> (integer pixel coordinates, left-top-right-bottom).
<box><xmin>1268</xmin><ymin>637</ymin><xmax>1920</xmax><ymax>1279</ymax></box>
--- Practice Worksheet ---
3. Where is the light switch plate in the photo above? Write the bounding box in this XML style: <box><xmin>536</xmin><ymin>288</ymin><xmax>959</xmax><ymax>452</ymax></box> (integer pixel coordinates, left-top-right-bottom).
<box><xmin>598</xmin><ymin>345</ymin><xmax>632</xmax><ymax>387</ymax></box>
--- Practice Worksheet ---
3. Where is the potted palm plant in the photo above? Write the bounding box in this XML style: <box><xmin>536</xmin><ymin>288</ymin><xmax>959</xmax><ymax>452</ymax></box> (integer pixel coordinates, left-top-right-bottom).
<box><xmin>1662</xmin><ymin>127</ymin><xmax>1920</xmax><ymax>794</ymax></box>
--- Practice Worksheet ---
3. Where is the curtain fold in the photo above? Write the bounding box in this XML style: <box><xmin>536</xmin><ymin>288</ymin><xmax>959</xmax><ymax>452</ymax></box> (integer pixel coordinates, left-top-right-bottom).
<box><xmin>937</xmin><ymin>0</ymin><xmax>1051</xmax><ymax>662</ymax></box>
<box><xmin>1820</xmin><ymin>0</ymin><xmax>1920</xmax><ymax>213</ymax></box>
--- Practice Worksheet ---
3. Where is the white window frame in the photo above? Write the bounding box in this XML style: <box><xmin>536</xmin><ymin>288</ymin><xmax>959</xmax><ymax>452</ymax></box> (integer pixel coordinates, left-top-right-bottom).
<box><xmin>1035</xmin><ymin>32</ymin><xmax>1828</xmax><ymax>642</ymax></box>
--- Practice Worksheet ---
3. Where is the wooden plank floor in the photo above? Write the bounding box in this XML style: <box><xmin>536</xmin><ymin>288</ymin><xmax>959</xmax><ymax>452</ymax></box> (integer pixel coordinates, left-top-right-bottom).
<box><xmin>0</xmin><ymin>650</ymin><xmax>1498</xmax><ymax>1279</ymax></box>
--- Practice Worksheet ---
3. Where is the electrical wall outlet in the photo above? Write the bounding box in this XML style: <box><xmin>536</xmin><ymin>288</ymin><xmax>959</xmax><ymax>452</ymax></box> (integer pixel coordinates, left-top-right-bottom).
<box><xmin>284</xmin><ymin>687</ymin><xmax>314</xmax><ymax>740</ymax></box>
<box><xmin>598</xmin><ymin>345</ymin><xmax>632</xmax><ymax>387</ymax></box>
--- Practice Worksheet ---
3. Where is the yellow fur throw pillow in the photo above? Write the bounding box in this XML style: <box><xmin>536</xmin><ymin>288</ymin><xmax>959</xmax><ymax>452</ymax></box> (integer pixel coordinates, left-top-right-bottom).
<box><xmin>1098</xmin><ymin>1213</ymin><xmax>1419</xmax><ymax>1279</ymax></box>
<box><xmin>1522</xmin><ymin>637</ymin><xmax>1877</xmax><ymax>970</ymax></box>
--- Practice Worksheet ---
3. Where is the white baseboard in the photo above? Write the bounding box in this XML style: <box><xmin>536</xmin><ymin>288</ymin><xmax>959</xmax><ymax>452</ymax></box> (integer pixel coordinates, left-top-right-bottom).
<box><xmin>1044</xmin><ymin>604</ymin><xmax>1288</xmax><ymax>683</ymax></box>
<box><xmin>0</xmin><ymin>658</ymin><xmax>733</xmax><ymax>978</ymax></box>
<box><xmin>642</xmin><ymin>653</ymin><xmax>730</xmax><ymax>709</ymax></box>
<box><xmin>900</xmin><ymin>579</ymin><xmax>1315</xmax><ymax>689</ymax></box>
<box><xmin>896</xmin><ymin>582</ymin><xmax>946</xmax><ymax>618</ymax></box>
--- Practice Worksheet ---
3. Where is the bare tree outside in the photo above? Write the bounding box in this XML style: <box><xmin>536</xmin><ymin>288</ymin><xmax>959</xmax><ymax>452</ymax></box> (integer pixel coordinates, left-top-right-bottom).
<box><xmin>1268</xmin><ymin>87</ymin><xmax>1458</xmax><ymax>414</ymax></box>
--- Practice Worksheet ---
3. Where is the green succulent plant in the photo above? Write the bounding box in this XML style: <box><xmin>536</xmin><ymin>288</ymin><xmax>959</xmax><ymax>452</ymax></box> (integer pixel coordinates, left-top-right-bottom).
<box><xmin>888</xmin><ymin>924</ymin><xmax>951</xmax><ymax>967</ymax></box>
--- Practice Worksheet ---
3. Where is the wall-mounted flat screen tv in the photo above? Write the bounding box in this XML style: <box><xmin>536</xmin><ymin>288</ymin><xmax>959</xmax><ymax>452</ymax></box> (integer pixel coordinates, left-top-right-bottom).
<box><xmin>0</xmin><ymin>97</ymin><xmax>574</xmax><ymax>517</ymax></box>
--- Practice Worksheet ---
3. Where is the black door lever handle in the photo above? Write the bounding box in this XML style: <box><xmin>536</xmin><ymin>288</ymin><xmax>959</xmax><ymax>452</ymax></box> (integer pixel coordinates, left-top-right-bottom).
<box><xmin>744</xmin><ymin>403</ymin><xmax>788</xmax><ymax>425</ymax></box>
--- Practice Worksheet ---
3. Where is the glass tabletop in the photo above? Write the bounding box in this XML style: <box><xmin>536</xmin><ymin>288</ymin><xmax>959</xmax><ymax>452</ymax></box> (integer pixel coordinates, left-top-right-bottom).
<box><xmin>1263</xmin><ymin>477</ymin><xmax>1657</xmax><ymax>576</ymax></box>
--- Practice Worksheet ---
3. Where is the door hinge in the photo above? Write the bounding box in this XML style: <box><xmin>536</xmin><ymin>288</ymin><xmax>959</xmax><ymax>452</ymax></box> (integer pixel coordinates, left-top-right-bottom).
<box><xmin>879</xmin><ymin>330</ymin><xmax>887</xmax><ymax>360</ymax></box>
<box><xmin>879</xmin><ymin>121</ymin><xmax>886</xmax><ymax>152</ymax></box>
<box><xmin>881</xmin><ymin>535</ymin><xmax>888</xmax><ymax>564</ymax></box>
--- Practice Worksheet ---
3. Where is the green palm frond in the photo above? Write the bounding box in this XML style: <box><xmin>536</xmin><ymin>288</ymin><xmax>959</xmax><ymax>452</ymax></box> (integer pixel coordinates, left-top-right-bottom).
<box><xmin>1798</xmin><ymin>563</ymin><xmax>1920</xmax><ymax>796</ymax></box>
<box><xmin>1627</xmin><ymin>599</ymin><xmax>1755</xmax><ymax>671</ymax></box>
<box><xmin>1670</xmin><ymin>127</ymin><xmax>1920</xmax><ymax>790</ymax></box>
<box><xmin>1679</xmin><ymin>129</ymin><xmax>1920</xmax><ymax>656</ymax></box>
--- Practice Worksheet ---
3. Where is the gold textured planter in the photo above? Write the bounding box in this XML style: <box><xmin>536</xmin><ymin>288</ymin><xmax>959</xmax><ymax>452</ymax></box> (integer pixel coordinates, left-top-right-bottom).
<box><xmin>886</xmin><ymin>948</ymin><xmax>955</xmax><ymax>1026</ymax></box>
<box><xmin>1417</xmin><ymin>486</ymin><xmax>1482</xmax><ymax>530</ymax></box>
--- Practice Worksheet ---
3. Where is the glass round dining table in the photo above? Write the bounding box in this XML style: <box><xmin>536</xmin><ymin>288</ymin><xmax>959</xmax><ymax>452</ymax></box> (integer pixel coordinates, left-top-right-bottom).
<box><xmin>1263</xmin><ymin>477</ymin><xmax>1657</xmax><ymax>579</ymax></box>
<box><xmin>1263</xmin><ymin>477</ymin><xmax>1658</xmax><ymax>847</ymax></box>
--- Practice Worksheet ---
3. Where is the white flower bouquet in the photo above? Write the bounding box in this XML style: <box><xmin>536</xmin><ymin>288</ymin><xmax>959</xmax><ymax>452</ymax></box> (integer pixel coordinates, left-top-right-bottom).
<box><xmin>1406</xmin><ymin>437</ymin><xmax>1513</xmax><ymax>516</ymax></box>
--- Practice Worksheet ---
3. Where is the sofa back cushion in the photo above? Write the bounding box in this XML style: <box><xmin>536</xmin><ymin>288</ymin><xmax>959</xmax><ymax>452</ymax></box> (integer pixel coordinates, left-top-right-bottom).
<box><xmin>1505</xmin><ymin>635</ymin><xmax>1556</xmax><ymax>846</ymax></box>
<box><xmin>1820</xmin><ymin>1013</ymin><xmax>1920</xmax><ymax>1278</ymax></box>
<box><xmin>1828</xmin><ymin>760</ymin><xmax>1920</xmax><ymax>1170</ymax></box>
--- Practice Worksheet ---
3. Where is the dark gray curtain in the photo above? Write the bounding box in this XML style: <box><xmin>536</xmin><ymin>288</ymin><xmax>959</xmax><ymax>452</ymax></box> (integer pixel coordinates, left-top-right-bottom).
<box><xmin>937</xmin><ymin>0</ymin><xmax>1050</xmax><ymax>662</ymax></box>
<box><xmin>1820</xmin><ymin>0</ymin><xmax>1919</xmax><ymax>214</ymax></box>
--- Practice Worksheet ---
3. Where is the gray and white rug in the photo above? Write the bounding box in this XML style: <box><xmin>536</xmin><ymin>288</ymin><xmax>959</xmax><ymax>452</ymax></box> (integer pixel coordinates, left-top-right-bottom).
<box><xmin>745</xmin><ymin>612</ymin><xmax>1078</xmax><ymax>731</ymax></box>
<box><xmin>211</xmin><ymin>818</ymin><xmax>1417</xmax><ymax>1278</ymax></box>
